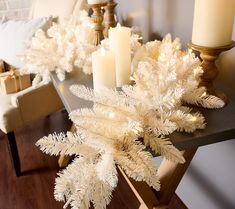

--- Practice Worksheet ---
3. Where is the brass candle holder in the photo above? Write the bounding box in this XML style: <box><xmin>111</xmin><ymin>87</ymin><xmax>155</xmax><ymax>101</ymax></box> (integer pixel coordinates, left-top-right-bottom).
<box><xmin>88</xmin><ymin>2</ymin><xmax>107</xmax><ymax>46</ymax></box>
<box><xmin>189</xmin><ymin>41</ymin><xmax>235</xmax><ymax>103</ymax></box>
<box><xmin>104</xmin><ymin>0</ymin><xmax>117</xmax><ymax>37</ymax></box>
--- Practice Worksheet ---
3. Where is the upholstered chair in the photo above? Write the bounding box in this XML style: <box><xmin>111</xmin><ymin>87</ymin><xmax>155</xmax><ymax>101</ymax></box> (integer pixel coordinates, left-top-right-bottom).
<box><xmin>0</xmin><ymin>0</ymin><xmax>85</xmax><ymax>176</ymax></box>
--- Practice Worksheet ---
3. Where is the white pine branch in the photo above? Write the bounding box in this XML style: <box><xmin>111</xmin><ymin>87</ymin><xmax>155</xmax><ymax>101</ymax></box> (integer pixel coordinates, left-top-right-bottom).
<box><xmin>96</xmin><ymin>152</ymin><xmax>118</xmax><ymax>188</ymax></box>
<box><xmin>36</xmin><ymin>132</ymin><xmax>94</xmax><ymax>156</ymax></box>
<box><xmin>183</xmin><ymin>88</ymin><xmax>225</xmax><ymax>109</ymax></box>
<box><xmin>168</xmin><ymin>110</ymin><xmax>206</xmax><ymax>133</ymax></box>
<box><xmin>144</xmin><ymin>110</ymin><xmax>177</xmax><ymax>135</ymax></box>
<box><xmin>115</xmin><ymin>140</ymin><xmax>160</xmax><ymax>191</ymax></box>
<box><xmin>55</xmin><ymin>156</ymin><xmax>115</xmax><ymax>209</ymax></box>
<box><xmin>70</xmin><ymin>85</ymin><xmax>95</xmax><ymax>103</ymax></box>
<box><xmin>92</xmin><ymin>181</ymin><xmax>114</xmax><ymax>209</ymax></box>
<box><xmin>144</xmin><ymin>134</ymin><xmax>185</xmax><ymax>164</ymax></box>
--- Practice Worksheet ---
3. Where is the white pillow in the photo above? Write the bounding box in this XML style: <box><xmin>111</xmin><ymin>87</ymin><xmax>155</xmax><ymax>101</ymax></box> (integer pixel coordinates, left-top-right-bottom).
<box><xmin>0</xmin><ymin>17</ymin><xmax>52</xmax><ymax>68</ymax></box>
<box><xmin>31</xmin><ymin>0</ymin><xmax>78</xmax><ymax>19</ymax></box>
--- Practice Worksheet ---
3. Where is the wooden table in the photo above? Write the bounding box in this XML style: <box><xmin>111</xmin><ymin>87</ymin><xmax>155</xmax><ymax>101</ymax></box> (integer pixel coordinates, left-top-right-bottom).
<box><xmin>51</xmin><ymin>65</ymin><xmax>235</xmax><ymax>209</ymax></box>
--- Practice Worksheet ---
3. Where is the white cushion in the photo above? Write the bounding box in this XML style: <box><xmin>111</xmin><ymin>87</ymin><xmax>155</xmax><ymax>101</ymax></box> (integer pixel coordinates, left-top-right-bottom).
<box><xmin>0</xmin><ymin>17</ymin><xmax>52</xmax><ymax>68</ymax></box>
<box><xmin>0</xmin><ymin>82</ymin><xmax>63</xmax><ymax>133</ymax></box>
<box><xmin>0</xmin><ymin>90</ymin><xmax>23</xmax><ymax>133</ymax></box>
<box><xmin>31</xmin><ymin>0</ymin><xmax>79</xmax><ymax>19</ymax></box>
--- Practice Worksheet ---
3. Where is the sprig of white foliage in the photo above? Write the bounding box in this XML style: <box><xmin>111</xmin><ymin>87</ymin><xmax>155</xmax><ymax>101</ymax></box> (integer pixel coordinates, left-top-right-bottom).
<box><xmin>183</xmin><ymin>87</ymin><xmax>225</xmax><ymax>108</ymax></box>
<box><xmin>131</xmin><ymin>34</ymin><xmax>225</xmax><ymax>109</ymax></box>
<box><xmin>37</xmin><ymin>34</ymin><xmax>223</xmax><ymax>209</ymax></box>
<box><xmin>20</xmin><ymin>10</ymin><xmax>97</xmax><ymax>86</ymax></box>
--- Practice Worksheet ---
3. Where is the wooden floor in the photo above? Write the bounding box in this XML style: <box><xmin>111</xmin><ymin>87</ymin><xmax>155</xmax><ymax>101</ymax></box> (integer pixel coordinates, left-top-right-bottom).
<box><xmin>0</xmin><ymin>110</ymin><xmax>187</xmax><ymax>209</ymax></box>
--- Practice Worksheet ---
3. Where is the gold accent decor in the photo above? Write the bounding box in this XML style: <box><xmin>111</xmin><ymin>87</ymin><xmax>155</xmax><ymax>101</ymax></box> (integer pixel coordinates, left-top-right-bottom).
<box><xmin>88</xmin><ymin>2</ymin><xmax>107</xmax><ymax>46</ymax></box>
<box><xmin>104</xmin><ymin>0</ymin><xmax>117</xmax><ymax>37</ymax></box>
<box><xmin>189</xmin><ymin>41</ymin><xmax>235</xmax><ymax>103</ymax></box>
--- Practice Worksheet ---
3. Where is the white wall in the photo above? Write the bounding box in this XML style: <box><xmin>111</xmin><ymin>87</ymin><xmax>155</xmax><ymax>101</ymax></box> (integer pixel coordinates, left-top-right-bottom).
<box><xmin>116</xmin><ymin>0</ymin><xmax>234</xmax><ymax>46</ymax></box>
<box><xmin>0</xmin><ymin>0</ymin><xmax>32</xmax><ymax>20</ymax></box>
<box><xmin>116</xmin><ymin>0</ymin><xmax>235</xmax><ymax>208</ymax></box>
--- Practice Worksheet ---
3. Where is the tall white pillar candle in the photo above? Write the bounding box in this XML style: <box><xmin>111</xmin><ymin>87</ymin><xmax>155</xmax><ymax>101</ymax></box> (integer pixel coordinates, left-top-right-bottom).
<box><xmin>109</xmin><ymin>23</ymin><xmax>131</xmax><ymax>87</ymax></box>
<box><xmin>192</xmin><ymin>0</ymin><xmax>235</xmax><ymax>47</ymax></box>
<box><xmin>87</xmin><ymin>0</ymin><xmax>107</xmax><ymax>4</ymax></box>
<box><xmin>92</xmin><ymin>47</ymin><xmax>116</xmax><ymax>92</ymax></box>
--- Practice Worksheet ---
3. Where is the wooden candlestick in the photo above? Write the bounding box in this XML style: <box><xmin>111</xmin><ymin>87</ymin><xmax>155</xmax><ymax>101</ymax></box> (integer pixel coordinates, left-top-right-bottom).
<box><xmin>189</xmin><ymin>41</ymin><xmax>235</xmax><ymax>103</ymax></box>
<box><xmin>104</xmin><ymin>0</ymin><xmax>117</xmax><ymax>37</ymax></box>
<box><xmin>88</xmin><ymin>2</ymin><xmax>107</xmax><ymax>46</ymax></box>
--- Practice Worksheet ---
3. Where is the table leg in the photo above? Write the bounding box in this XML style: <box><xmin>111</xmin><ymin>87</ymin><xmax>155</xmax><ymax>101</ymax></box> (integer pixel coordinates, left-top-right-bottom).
<box><xmin>119</xmin><ymin>166</ymin><xmax>160</xmax><ymax>209</ymax></box>
<box><xmin>58</xmin><ymin>124</ymin><xmax>76</xmax><ymax>168</ymax></box>
<box><xmin>156</xmin><ymin>148</ymin><xmax>197</xmax><ymax>205</ymax></box>
<box><xmin>120</xmin><ymin>148</ymin><xmax>197</xmax><ymax>209</ymax></box>
<box><xmin>58</xmin><ymin>155</ymin><xmax>71</xmax><ymax>168</ymax></box>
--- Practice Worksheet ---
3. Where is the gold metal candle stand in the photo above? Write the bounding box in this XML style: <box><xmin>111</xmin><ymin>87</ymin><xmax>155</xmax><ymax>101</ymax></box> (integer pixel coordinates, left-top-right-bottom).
<box><xmin>104</xmin><ymin>0</ymin><xmax>117</xmax><ymax>37</ymax></box>
<box><xmin>88</xmin><ymin>2</ymin><xmax>107</xmax><ymax>46</ymax></box>
<box><xmin>189</xmin><ymin>41</ymin><xmax>235</xmax><ymax>103</ymax></box>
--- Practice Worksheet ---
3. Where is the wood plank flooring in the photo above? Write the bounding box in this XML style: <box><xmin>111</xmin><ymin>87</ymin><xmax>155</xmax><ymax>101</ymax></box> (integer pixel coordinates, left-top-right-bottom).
<box><xmin>0</xmin><ymin>110</ymin><xmax>186</xmax><ymax>209</ymax></box>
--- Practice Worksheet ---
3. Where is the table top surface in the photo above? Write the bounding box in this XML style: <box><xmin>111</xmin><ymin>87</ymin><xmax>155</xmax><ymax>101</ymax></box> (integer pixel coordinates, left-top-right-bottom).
<box><xmin>51</xmin><ymin>62</ymin><xmax>235</xmax><ymax>151</ymax></box>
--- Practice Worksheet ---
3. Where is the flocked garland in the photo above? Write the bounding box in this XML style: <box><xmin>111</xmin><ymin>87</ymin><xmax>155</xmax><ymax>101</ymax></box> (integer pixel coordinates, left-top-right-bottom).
<box><xmin>20</xmin><ymin>11</ymin><xmax>96</xmax><ymax>85</ymax></box>
<box><xmin>19</xmin><ymin>7</ymin><xmax>227</xmax><ymax>209</ymax></box>
<box><xmin>36</xmin><ymin>34</ymin><xmax>228</xmax><ymax>209</ymax></box>
<box><xmin>20</xmin><ymin>10</ymin><xmax>142</xmax><ymax>87</ymax></box>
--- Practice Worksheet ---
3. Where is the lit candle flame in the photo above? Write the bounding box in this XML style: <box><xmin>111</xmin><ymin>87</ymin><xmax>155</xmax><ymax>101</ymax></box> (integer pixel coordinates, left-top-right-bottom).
<box><xmin>100</xmin><ymin>47</ymin><xmax>105</xmax><ymax>56</ymax></box>
<box><xmin>117</xmin><ymin>23</ymin><xmax>122</xmax><ymax>31</ymax></box>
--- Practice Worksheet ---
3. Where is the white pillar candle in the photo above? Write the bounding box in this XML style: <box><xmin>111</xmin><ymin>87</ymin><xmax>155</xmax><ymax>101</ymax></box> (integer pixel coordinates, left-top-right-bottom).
<box><xmin>192</xmin><ymin>0</ymin><xmax>235</xmax><ymax>47</ymax></box>
<box><xmin>92</xmin><ymin>47</ymin><xmax>116</xmax><ymax>92</ymax></box>
<box><xmin>109</xmin><ymin>23</ymin><xmax>131</xmax><ymax>87</ymax></box>
<box><xmin>87</xmin><ymin>0</ymin><xmax>107</xmax><ymax>4</ymax></box>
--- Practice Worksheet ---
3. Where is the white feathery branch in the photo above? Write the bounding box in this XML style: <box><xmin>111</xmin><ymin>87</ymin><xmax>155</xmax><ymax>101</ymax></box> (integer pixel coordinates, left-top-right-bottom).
<box><xmin>168</xmin><ymin>110</ymin><xmax>206</xmax><ymax>133</ymax></box>
<box><xmin>36</xmin><ymin>132</ymin><xmax>96</xmax><ymax>157</ymax></box>
<box><xmin>36</xmin><ymin>34</ymin><xmax>223</xmax><ymax>209</ymax></box>
<box><xmin>183</xmin><ymin>88</ymin><xmax>225</xmax><ymax>109</ymax></box>
<box><xmin>143</xmin><ymin>134</ymin><xmax>185</xmax><ymax>164</ymax></box>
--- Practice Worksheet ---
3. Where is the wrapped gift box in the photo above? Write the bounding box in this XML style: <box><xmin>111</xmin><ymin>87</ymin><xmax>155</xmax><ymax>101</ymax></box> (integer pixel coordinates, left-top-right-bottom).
<box><xmin>0</xmin><ymin>70</ymin><xmax>31</xmax><ymax>94</ymax></box>
<box><xmin>0</xmin><ymin>60</ymin><xmax>4</xmax><ymax>73</ymax></box>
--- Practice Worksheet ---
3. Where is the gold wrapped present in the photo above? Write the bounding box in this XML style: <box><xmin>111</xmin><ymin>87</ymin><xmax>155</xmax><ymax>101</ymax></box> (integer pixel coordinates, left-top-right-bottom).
<box><xmin>0</xmin><ymin>60</ymin><xmax>5</xmax><ymax>73</ymax></box>
<box><xmin>0</xmin><ymin>69</ymin><xmax>31</xmax><ymax>94</ymax></box>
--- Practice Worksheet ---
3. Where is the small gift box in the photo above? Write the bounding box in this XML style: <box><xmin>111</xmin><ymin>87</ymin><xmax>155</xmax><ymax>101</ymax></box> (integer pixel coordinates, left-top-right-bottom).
<box><xmin>0</xmin><ymin>60</ymin><xmax>5</xmax><ymax>73</ymax></box>
<box><xmin>0</xmin><ymin>68</ymin><xmax>31</xmax><ymax>94</ymax></box>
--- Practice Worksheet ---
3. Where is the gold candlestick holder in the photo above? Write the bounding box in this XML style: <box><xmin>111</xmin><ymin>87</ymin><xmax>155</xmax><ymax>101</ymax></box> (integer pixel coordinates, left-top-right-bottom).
<box><xmin>189</xmin><ymin>41</ymin><xmax>235</xmax><ymax>103</ymax></box>
<box><xmin>88</xmin><ymin>2</ymin><xmax>107</xmax><ymax>46</ymax></box>
<box><xmin>104</xmin><ymin>0</ymin><xmax>117</xmax><ymax>37</ymax></box>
